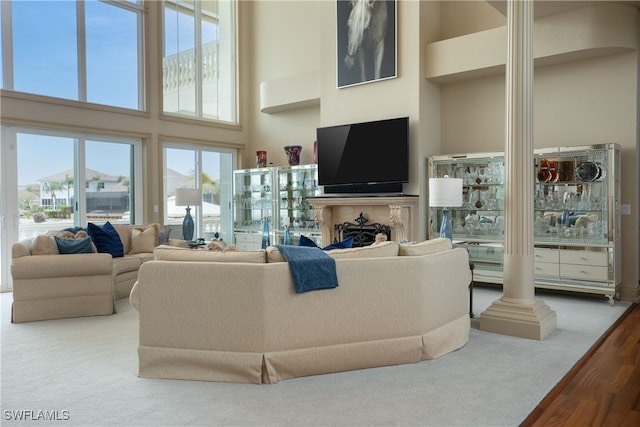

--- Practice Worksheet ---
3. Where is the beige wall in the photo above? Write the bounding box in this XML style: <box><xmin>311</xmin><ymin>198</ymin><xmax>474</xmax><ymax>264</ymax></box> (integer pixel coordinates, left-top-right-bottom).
<box><xmin>248</xmin><ymin>1</ymin><xmax>443</xmax><ymax>238</ymax></box>
<box><xmin>247</xmin><ymin>0</ymin><xmax>639</xmax><ymax>301</ymax></box>
<box><xmin>440</xmin><ymin>0</ymin><xmax>505</xmax><ymax>38</ymax></box>
<box><xmin>437</xmin><ymin>2</ymin><xmax>639</xmax><ymax>300</ymax></box>
<box><xmin>246</xmin><ymin>0</ymin><xmax>322</xmax><ymax>168</ymax></box>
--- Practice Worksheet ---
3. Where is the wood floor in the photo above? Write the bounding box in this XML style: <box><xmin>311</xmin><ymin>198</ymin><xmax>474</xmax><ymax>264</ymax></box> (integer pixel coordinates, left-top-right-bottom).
<box><xmin>521</xmin><ymin>303</ymin><xmax>640</xmax><ymax>427</ymax></box>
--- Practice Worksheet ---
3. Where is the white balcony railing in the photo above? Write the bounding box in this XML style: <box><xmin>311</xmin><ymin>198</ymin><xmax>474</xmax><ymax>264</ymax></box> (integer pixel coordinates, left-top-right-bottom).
<box><xmin>162</xmin><ymin>43</ymin><xmax>218</xmax><ymax>91</ymax></box>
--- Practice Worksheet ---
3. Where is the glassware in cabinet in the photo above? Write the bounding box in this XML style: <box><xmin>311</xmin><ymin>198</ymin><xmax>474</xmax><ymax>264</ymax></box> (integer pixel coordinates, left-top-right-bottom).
<box><xmin>233</xmin><ymin>167</ymin><xmax>275</xmax><ymax>248</ymax></box>
<box><xmin>428</xmin><ymin>153</ymin><xmax>505</xmax><ymax>244</ymax></box>
<box><xmin>533</xmin><ymin>147</ymin><xmax>610</xmax><ymax>246</ymax></box>
<box><xmin>275</xmin><ymin>165</ymin><xmax>321</xmax><ymax>246</ymax></box>
<box><xmin>428</xmin><ymin>143</ymin><xmax>621</xmax><ymax>300</ymax></box>
<box><xmin>232</xmin><ymin>165</ymin><xmax>321</xmax><ymax>249</ymax></box>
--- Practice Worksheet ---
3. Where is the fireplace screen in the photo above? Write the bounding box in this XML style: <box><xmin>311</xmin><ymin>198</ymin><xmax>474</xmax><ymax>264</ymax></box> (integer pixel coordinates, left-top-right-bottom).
<box><xmin>334</xmin><ymin>212</ymin><xmax>391</xmax><ymax>247</ymax></box>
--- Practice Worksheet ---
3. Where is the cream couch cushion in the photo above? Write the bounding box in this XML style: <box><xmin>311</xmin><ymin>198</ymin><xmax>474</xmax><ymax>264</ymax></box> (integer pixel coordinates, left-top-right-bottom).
<box><xmin>399</xmin><ymin>238</ymin><xmax>452</xmax><ymax>256</ymax></box>
<box><xmin>154</xmin><ymin>245</ymin><xmax>266</xmax><ymax>263</ymax></box>
<box><xmin>131</xmin><ymin>226</ymin><xmax>157</xmax><ymax>254</ymax></box>
<box><xmin>113</xmin><ymin>223</ymin><xmax>159</xmax><ymax>254</ymax></box>
<box><xmin>111</xmin><ymin>224</ymin><xmax>132</xmax><ymax>254</ymax></box>
<box><xmin>327</xmin><ymin>241</ymin><xmax>399</xmax><ymax>259</ymax></box>
<box><xmin>266</xmin><ymin>246</ymin><xmax>286</xmax><ymax>263</ymax></box>
<box><xmin>266</xmin><ymin>241</ymin><xmax>399</xmax><ymax>262</ymax></box>
<box><xmin>113</xmin><ymin>256</ymin><xmax>142</xmax><ymax>275</ymax></box>
<box><xmin>266</xmin><ymin>242</ymin><xmax>398</xmax><ymax>262</ymax></box>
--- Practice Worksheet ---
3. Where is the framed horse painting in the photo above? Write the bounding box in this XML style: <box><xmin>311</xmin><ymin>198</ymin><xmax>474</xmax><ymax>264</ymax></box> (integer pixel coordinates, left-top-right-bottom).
<box><xmin>336</xmin><ymin>0</ymin><xmax>397</xmax><ymax>88</ymax></box>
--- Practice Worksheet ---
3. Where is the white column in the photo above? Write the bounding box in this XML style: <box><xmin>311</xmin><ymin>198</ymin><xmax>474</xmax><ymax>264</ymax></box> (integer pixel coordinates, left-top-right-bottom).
<box><xmin>480</xmin><ymin>0</ymin><xmax>556</xmax><ymax>340</ymax></box>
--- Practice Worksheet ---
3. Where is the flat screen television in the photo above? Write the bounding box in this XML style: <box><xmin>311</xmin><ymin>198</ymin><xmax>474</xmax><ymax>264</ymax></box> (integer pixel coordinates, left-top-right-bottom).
<box><xmin>316</xmin><ymin>117</ymin><xmax>409</xmax><ymax>194</ymax></box>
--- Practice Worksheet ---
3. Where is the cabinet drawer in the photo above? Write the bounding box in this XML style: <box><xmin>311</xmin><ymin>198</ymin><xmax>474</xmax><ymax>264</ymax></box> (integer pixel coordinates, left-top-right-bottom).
<box><xmin>535</xmin><ymin>262</ymin><xmax>559</xmax><ymax>277</ymax></box>
<box><xmin>236</xmin><ymin>242</ymin><xmax>261</xmax><ymax>251</ymax></box>
<box><xmin>234</xmin><ymin>233</ymin><xmax>261</xmax><ymax>244</ymax></box>
<box><xmin>560</xmin><ymin>264</ymin><xmax>608</xmax><ymax>281</ymax></box>
<box><xmin>560</xmin><ymin>250</ymin><xmax>607</xmax><ymax>266</ymax></box>
<box><xmin>534</xmin><ymin>248</ymin><xmax>559</xmax><ymax>263</ymax></box>
<box><xmin>466</xmin><ymin>245</ymin><xmax>503</xmax><ymax>264</ymax></box>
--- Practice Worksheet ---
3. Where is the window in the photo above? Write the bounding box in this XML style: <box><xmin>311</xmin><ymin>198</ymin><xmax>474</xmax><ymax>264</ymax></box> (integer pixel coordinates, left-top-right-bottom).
<box><xmin>163</xmin><ymin>0</ymin><xmax>237</xmax><ymax>124</ymax></box>
<box><xmin>163</xmin><ymin>143</ymin><xmax>234</xmax><ymax>242</ymax></box>
<box><xmin>0</xmin><ymin>126</ymin><xmax>142</xmax><ymax>290</ymax></box>
<box><xmin>1</xmin><ymin>0</ymin><xmax>144</xmax><ymax>110</ymax></box>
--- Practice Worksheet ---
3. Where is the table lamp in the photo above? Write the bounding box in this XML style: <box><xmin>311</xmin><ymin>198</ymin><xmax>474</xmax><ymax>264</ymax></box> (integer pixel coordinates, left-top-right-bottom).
<box><xmin>429</xmin><ymin>176</ymin><xmax>463</xmax><ymax>240</ymax></box>
<box><xmin>175</xmin><ymin>188</ymin><xmax>202</xmax><ymax>241</ymax></box>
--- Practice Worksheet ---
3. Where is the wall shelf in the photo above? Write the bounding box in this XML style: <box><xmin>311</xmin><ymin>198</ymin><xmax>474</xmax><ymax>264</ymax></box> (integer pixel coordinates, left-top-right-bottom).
<box><xmin>259</xmin><ymin>70</ymin><xmax>320</xmax><ymax>114</ymax></box>
<box><xmin>425</xmin><ymin>3</ymin><xmax>639</xmax><ymax>84</ymax></box>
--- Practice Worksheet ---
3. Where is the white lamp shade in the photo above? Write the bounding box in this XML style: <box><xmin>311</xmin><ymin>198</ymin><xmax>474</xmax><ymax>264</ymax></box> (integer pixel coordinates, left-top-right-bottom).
<box><xmin>429</xmin><ymin>177</ymin><xmax>463</xmax><ymax>207</ymax></box>
<box><xmin>175</xmin><ymin>188</ymin><xmax>202</xmax><ymax>206</ymax></box>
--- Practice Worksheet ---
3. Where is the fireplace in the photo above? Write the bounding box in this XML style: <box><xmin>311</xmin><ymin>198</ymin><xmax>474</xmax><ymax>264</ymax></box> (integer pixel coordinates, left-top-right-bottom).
<box><xmin>334</xmin><ymin>212</ymin><xmax>392</xmax><ymax>247</ymax></box>
<box><xmin>307</xmin><ymin>196</ymin><xmax>419</xmax><ymax>247</ymax></box>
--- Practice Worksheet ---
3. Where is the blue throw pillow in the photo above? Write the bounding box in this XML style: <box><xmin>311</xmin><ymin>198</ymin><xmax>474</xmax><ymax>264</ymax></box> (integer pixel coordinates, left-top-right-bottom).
<box><xmin>299</xmin><ymin>235</ymin><xmax>354</xmax><ymax>251</ymax></box>
<box><xmin>298</xmin><ymin>235</ymin><xmax>320</xmax><ymax>248</ymax></box>
<box><xmin>321</xmin><ymin>236</ymin><xmax>354</xmax><ymax>251</ymax></box>
<box><xmin>87</xmin><ymin>221</ymin><xmax>124</xmax><ymax>257</ymax></box>
<box><xmin>54</xmin><ymin>236</ymin><xmax>93</xmax><ymax>254</ymax></box>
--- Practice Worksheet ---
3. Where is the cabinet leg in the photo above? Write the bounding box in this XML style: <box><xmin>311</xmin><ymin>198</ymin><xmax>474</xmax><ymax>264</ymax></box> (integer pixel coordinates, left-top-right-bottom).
<box><xmin>469</xmin><ymin>261</ymin><xmax>475</xmax><ymax>318</ymax></box>
<box><xmin>469</xmin><ymin>281</ymin><xmax>474</xmax><ymax>318</ymax></box>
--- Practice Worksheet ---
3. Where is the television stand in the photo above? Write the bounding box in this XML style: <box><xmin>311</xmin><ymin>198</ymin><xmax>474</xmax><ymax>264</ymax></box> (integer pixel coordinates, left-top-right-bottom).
<box><xmin>323</xmin><ymin>182</ymin><xmax>403</xmax><ymax>194</ymax></box>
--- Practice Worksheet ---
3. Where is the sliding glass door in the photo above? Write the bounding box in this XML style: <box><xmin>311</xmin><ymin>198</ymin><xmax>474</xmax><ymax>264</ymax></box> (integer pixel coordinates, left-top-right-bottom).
<box><xmin>163</xmin><ymin>143</ymin><xmax>234</xmax><ymax>243</ymax></box>
<box><xmin>0</xmin><ymin>126</ymin><xmax>141</xmax><ymax>291</ymax></box>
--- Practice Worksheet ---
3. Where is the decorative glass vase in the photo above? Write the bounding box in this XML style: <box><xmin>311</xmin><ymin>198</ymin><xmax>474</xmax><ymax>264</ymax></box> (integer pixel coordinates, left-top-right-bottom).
<box><xmin>261</xmin><ymin>217</ymin><xmax>270</xmax><ymax>249</ymax></box>
<box><xmin>182</xmin><ymin>207</ymin><xmax>194</xmax><ymax>241</ymax></box>
<box><xmin>284</xmin><ymin>145</ymin><xmax>302</xmax><ymax>166</ymax></box>
<box><xmin>439</xmin><ymin>209</ymin><xmax>453</xmax><ymax>240</ymax></box>
<box><xmin>283</xmin><ymin>225</ymin><xmax>291</xmax><ymax>245</ymax></box>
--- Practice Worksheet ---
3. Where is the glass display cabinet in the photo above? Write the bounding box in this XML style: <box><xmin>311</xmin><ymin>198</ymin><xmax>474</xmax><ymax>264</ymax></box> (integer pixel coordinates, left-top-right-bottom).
<box><xmin>233</xmin><ymin>167</ymin><xmax>274</xmax><ymax>250</ymax></box>
<box><xmin>428</xmin><ymin>143</ymin><xmax>621</xmax><ymax>303</ymax></box>
<box><xmin>274</xmin><ymin>164</ymin><xmax>321</xmax><ymax>246</ymax></box>
<box><xmin>233</xmin><ymin>165</ymin><xmax>321</xmax><ymax>250</ymax></box>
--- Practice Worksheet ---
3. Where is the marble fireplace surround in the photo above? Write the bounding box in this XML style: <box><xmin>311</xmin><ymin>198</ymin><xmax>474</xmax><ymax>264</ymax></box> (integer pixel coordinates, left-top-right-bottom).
<box><xmin>307</xmin><ymin>196</ymin><xmax>419</xmax><ymax>246</ymax></box>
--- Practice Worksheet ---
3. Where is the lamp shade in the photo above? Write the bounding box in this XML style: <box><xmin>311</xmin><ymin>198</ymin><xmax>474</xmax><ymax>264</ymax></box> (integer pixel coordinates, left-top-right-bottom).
<box><xmin>429</xmin><ymin>177</ymin><xmax>463</xmax><ymax>207</ymax></box>
<box><xmin>175</xmin><ymin>188</ymin><xmax>202</xmax><ymax>207</ymax></box>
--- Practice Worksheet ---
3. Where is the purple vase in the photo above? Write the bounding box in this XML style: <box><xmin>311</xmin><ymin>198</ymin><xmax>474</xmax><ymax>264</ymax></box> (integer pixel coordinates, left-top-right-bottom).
<box><xmin>284</xmin><ymin>145</ymin><xmax>302</xmax><ymax>166</ymax></box>
<box><xmin>313</xmin><ymin>141</ymin><xmax>318</xmax><ymax>164</ymax></box>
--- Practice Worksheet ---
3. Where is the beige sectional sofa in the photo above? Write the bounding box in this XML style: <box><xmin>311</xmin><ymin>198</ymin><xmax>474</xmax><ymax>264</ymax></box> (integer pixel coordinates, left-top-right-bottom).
<box><xmin>10</xmin><ymin>223</ymin><xmax>176</xmax><ymax>323</ymax></box>
<box><xmin>131</xmin><ymin>238</ymin><xmax>472</xmax><ymax>384</ymax></box>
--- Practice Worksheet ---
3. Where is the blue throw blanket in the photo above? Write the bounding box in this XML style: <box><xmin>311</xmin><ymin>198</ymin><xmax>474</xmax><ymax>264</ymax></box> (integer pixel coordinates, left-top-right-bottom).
<box><xmin>274</xmin><ymin>245</ymin><xmax>338</xmax><ymax>294</ymax></box>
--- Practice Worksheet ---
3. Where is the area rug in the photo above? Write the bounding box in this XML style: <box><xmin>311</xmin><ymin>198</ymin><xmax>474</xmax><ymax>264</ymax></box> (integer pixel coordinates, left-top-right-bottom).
<box><xmin>0</xmin><ymin>286</ymin><xmax>630</xmax><ymax>426</ymax></box>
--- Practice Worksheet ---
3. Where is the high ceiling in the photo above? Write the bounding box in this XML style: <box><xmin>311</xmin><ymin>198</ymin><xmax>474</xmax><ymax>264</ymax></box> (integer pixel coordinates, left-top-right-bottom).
<box><xmin>487</xmin><ymin>0</ymin><xmax>640</xmax><ymax>18</ymax></box>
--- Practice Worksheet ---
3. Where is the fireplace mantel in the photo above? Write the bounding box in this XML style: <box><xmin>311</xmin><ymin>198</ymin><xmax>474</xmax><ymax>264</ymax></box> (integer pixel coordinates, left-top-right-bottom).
<box><xmin>307</xmin><ymin>196</ymin><xmax>419</xmax><ymax>246</ymax></box>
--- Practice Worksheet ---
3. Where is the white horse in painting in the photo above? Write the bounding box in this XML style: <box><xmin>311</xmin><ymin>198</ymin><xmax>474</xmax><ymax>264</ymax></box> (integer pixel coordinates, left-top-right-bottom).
<box><xmin>344</xmin><ymin>0</ymin><xmax>388</xmax><ymax>82</ymax></box>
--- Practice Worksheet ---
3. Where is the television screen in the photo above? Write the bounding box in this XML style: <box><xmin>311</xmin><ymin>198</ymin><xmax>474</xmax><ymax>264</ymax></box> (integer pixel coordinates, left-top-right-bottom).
<box><xmin>316</xmin><ymin>117</ymin><xmax>409</xmax><ymax>191</ymax></box>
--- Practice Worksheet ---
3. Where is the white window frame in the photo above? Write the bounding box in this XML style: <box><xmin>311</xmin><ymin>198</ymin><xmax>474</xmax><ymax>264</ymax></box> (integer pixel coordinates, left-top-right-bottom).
<box><xmin>0</xmin><ymin>126</ymin><xmax>143</xmax><ymax>291</ymax></box>
<box><xmin>161</xmin><ymin>0</ymin><xmax>238</xmax><ymax>125</ymax></box>
<box><xmin>162</xmin><ymin>141</ymin><xmax>236</xmax><ymax>241</ymax></box>
<box><xmin>0</xmin><ymin>0</ymin><xmax>146</xmax><ymax>111</ymax></box>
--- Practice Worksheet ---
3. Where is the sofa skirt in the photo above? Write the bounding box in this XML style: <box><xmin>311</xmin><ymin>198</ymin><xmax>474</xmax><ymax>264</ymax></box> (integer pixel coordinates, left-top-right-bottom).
<box><xmin>11</xmin><ymin>294</ymin><xmax>114</xmax><ymax>323</ymax></box>
<box><xmin>137</xmin><ymin>314</ymin><xmax>470</xmax><ymax>384</ymax></box>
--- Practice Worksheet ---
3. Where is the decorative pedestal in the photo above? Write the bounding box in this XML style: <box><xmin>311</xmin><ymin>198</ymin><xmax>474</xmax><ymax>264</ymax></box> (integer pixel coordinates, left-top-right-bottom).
<box><xmin>307</xmin><ymin>196</ymin><xmax>419</xmax><ymax>246</ymax></box>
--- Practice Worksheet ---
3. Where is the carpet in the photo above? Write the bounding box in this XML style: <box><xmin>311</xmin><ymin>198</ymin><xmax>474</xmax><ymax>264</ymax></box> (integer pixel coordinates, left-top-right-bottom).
<box><xmin>0</xmin><ymin>286</ymin><xmax>630</xmax><ymax>427</ymax></box>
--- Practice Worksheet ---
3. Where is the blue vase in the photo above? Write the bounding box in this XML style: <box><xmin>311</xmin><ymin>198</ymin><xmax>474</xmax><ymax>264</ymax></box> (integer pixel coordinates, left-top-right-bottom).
<box><xmin>439</xmin><ymin>209</ymin><xmax>453</xmax><ymax>240</ymax></box>
<box><xmin>261</xmin><ymin>217</ymin><xmax>270</xmax><ymax>249</ymax></box>
<box><xmin>182</xmin><ymin>207</ymin><xmax>194</xmax><ymax>241</ymax></box>
<box><xmin>283</xmin><ymin>225</ymin><xmax>291</xmax><ymax>245</ymax></box>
